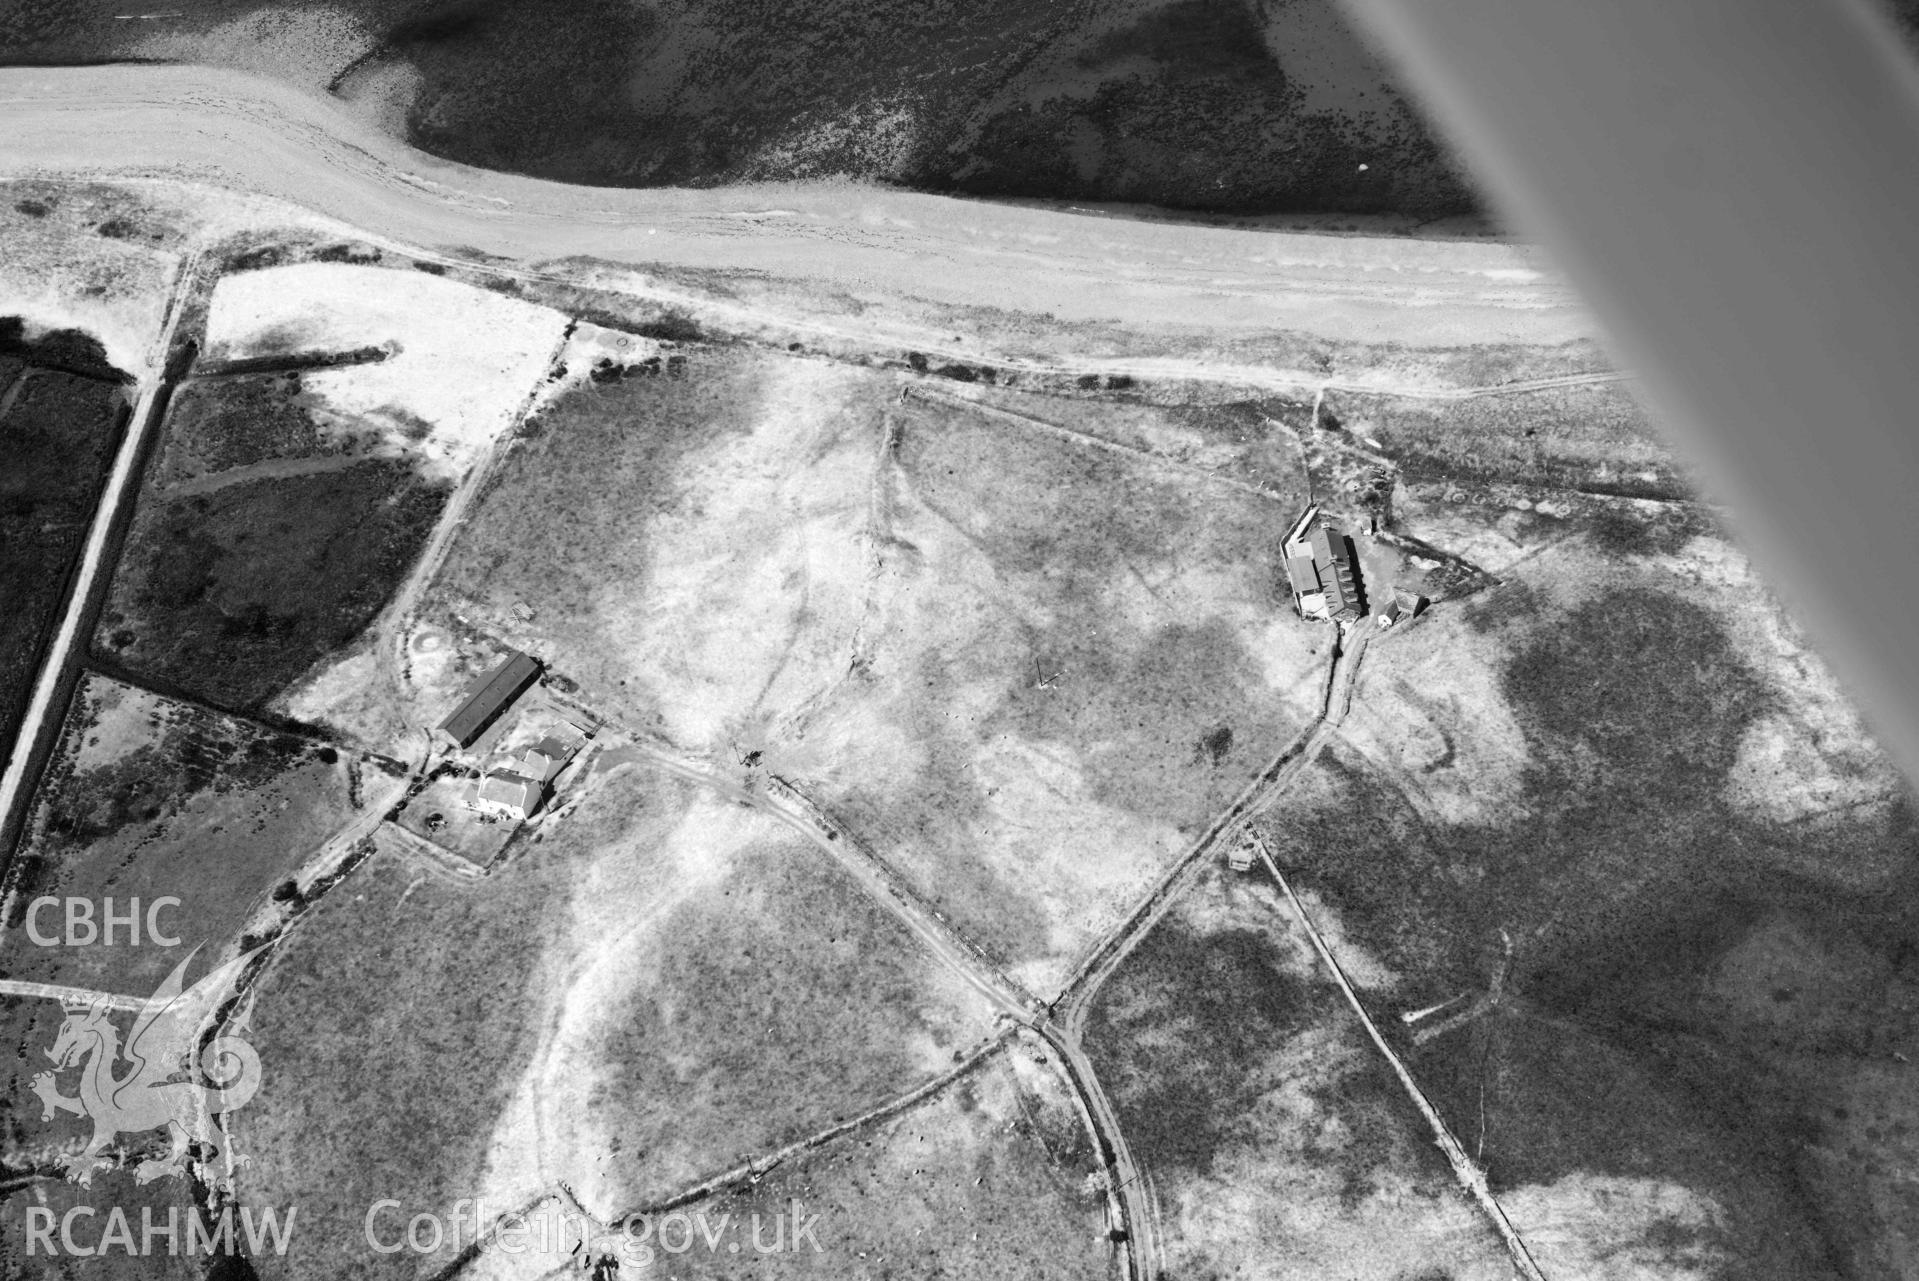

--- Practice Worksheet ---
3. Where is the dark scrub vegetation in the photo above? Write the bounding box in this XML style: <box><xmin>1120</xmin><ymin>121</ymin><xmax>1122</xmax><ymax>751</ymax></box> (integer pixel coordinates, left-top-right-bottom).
<box><xmin>0</xmin><ymin>345</ymin><xmax>125</xmax><ymax>755</ymax></box>
<box><xmin>1256</xmin><ymin>585</ymin><xmax>1916</xmax><ymax>1278</ymax></box>
<box><xmin>1</xmin><ymin>0</ymin><xmax>1477</xmax><ymax>219</ymax></box>
<box><xmin>99</xmin><ymin>461</ymin><xmax>447</xmax><ymax>711</ymax></box>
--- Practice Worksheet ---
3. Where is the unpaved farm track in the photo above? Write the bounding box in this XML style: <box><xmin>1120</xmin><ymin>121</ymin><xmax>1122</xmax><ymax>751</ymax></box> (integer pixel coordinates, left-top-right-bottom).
<box><xmin>0</xmin><ymin>66</ymin><xmax>1598</xmax><ymax>363</ymax></box>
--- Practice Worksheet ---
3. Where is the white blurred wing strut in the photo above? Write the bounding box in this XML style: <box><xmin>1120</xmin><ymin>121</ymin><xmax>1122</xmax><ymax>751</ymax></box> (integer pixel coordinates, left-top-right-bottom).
<box><xmin>1335</xmin><ymin>0</ymin><xmax>1919</xmax><ymax>784</ymax></box>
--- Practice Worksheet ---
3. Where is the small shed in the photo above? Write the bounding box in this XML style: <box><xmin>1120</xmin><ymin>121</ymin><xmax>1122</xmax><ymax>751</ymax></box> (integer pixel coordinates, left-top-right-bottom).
<box><xmin>516</xmin><ymin>737</ymin><xmax>572</xmax><ymax>784</ymax></box>
<box><xmin>1375</xmin><ymin>588</ymin><xmax>1428</xmax><ymax>630</ymax></box>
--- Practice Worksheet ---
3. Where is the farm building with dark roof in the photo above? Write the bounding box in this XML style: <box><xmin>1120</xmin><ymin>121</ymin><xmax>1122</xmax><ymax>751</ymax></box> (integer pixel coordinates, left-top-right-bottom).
<box><xmin>436</xmin><ymin>650</ymin><xmax>542</xmax><ymax>750</ymax></box>
<box><xmin>1282</xmin><ymin>504</ymin><xmax>1364</xmax><ymax>624</ymax></box>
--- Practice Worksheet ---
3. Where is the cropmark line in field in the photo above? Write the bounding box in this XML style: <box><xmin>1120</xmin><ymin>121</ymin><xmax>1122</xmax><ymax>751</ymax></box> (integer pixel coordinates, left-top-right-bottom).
<box><xmin>1253</xmin><ymin>837</ymin><xmax>1548</xmax><ymax>1281</ymax></box>
<box><xmin>78</xmin><ymin>656</ymin><xmax>402</xmax><ymax>771</ymax></box>
<box><xmin>610</xmin><ymin>1032</ymin><xmax>1012</xmax><ymax>1223</ymax></box>
<box><xmin>425</xmin><ymin>1191</ymin><xmax>555</xmax><ymax>1281</ymax></box>
<box><xmin>904</xmin><ymin>382</ymin><xmax>1288</xmax><ymax>505</ymax></box>
<box><xmin>1322</xmin><ymin>371</ymin><xmax>1627</xmax><ymax>403</ymax></box>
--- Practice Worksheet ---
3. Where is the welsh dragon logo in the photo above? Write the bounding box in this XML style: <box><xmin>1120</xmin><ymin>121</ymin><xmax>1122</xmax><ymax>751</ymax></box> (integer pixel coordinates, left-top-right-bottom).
<box><xmin>28</xmin><ymin>945</ymin><xmax>265</xmax><ymax>1190</ymax></box>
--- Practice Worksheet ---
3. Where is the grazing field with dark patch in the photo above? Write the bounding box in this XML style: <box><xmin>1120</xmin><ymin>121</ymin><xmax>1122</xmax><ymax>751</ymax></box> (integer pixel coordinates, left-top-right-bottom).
<box><xmin>0</xmin><ymin>361</ymin><xmax>124</xmax><ymax>754</ymax></box>
<box><xmin>236</xmin><ymin>832</ymin><xmax>567</xmax><ymax>1281</ymax></box>
<box><xmin>1502</xmin><ymin>587</ymin><xmax>1763</xmax><ymax>785</ymax></box>
<box><xmin>785</xmin><ymin>384</ymin><xmax>1321</xmax><ymax>991</ymax></box>
<box><xmin>581</xmin><ymin>824</ymin><xmax>993</xmax><ymax>1208</ymax></box>
<box><xmin>0</xmin><ymin>674</ymin><xmax>360</xmax><ymax>1164</ymax></box>
<box><xmin>150</xmin><ymin>372</ymin><xmax>375</xmax><ymax>486</ymax></box>
<box><xmin>650</xmin><ymin>1054</ymin><xmax>1109</xmax><ymax>1281</ymax></box>
<box><xmin>1257</xmin><ymin>564</ymin><xmax>1919</xmax><ymax>1278</ymax></box>
<box><xmin>1263</xmin><ymin>588</ymin><xmax>1782</xmax><ymax>987</ymax></box>
<box><xmin>0</xmin><ymin>1180</ymin><xmax>201</xmax><ymax>1280</ymax></box>
<box><xmin>1082</xmin><ymin>866</ymin><xmax>1515</xmax><ymax>1277</ymax></box>
<box><xmin>1085</xmin><ymin>917</ymin><xmax>1319</xmax><ymax>1172</ymax></box>
<box><xmin>431</xmin><ymin>346</ymin><xmax>768</xmax><ymax>723</ymax></box>
<box><xmin>99</xmin><ymin>459</ymin><xmax>447</xmax><ymax>711</ymax></box>
<box><xmin>0</xmin><ymin>675</ymin><xmax>355</xmax><ymax>974</ymax></box>
<box><xmin>232</xmin><ymin>771</ymin><xmax>700</xmax><ymax>1278</ymax></box>
<box><xmin>422</xmin><ymin>354</ymin><xmax>885</xmax><ymax>764</ymax></box>
<box><xmin>235</xmin><ymin>765</ymin><xmax>994</xmax><ymax>1275</ymax></box>
<box><xmin>1334</xmin><ymin>382</ymin><xmax>1684</xmax><ymax>499</ymax></box>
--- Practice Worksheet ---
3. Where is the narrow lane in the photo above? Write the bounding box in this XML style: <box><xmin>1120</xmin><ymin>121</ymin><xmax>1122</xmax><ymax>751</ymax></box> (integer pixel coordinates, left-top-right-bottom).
<box><xmin>1057</xmin><ymin>626</ymin><xmax>1368</xmax><ymax>1041</ymax></box>
<box><xmin>583</xmin><ymin>739</ymin><xmax>1153</xmax><ymax>1278</ymax></box>
<box><xmin>1254</xmin><ymin>838</ymin><xmax>1548</xmax><ymax>1281</ymax></box>
<box><xmin>0</xmin><ymin>255</ymin><xmax>199</xmax><ymax>869</ymax></box>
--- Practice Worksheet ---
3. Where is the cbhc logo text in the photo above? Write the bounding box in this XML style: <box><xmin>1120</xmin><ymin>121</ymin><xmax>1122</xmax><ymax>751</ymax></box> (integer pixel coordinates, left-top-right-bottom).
<box><xmin>25</xmin><ymin>897</ymin><xmax>182</xmax><ymax>947</ymax></box>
